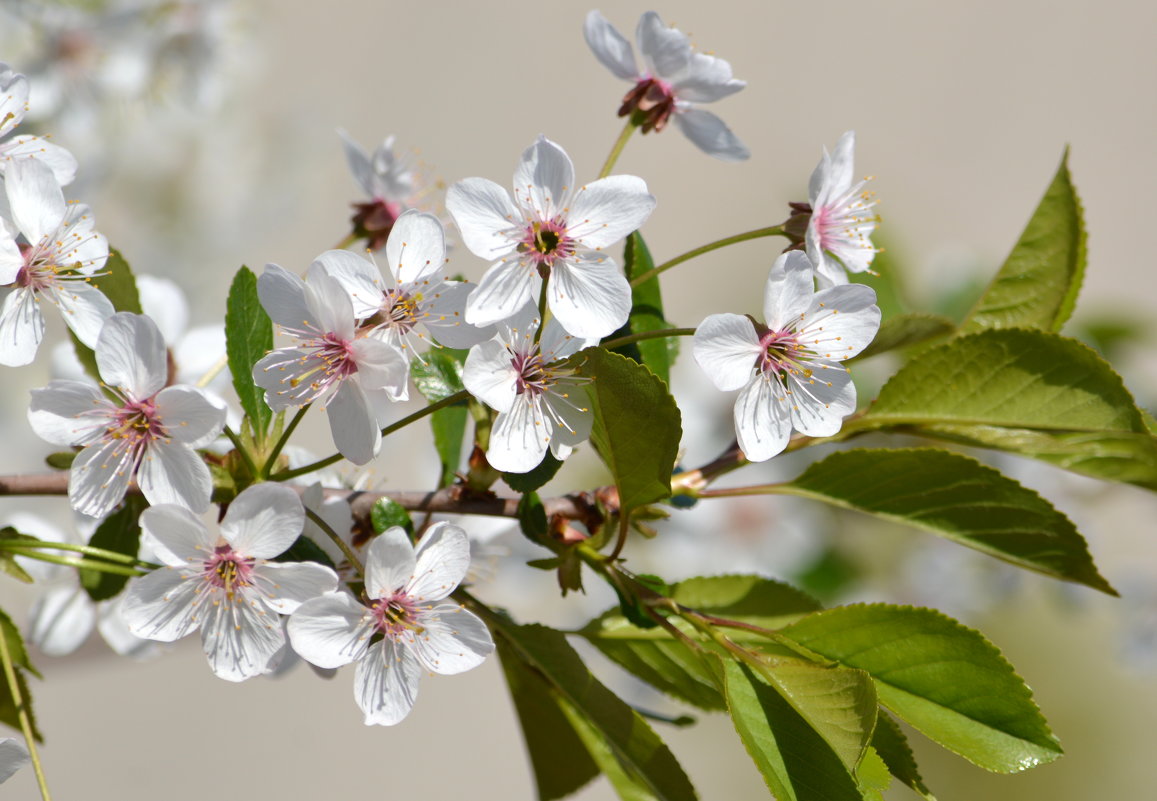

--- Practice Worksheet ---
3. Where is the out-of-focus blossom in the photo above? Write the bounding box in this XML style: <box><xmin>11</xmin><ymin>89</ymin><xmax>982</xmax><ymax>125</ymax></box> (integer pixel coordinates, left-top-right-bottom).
<box><xmin>0</xmin><ymin>61</ymin><xmax>77</xmax><ymax>183</ymax></box>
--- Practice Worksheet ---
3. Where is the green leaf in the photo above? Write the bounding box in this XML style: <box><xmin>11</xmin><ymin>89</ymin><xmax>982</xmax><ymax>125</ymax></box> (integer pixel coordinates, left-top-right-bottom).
<box><xmin>780</xmin><ymin>448</ymin><xmax>1115</xmax><ymax>594</ymax></box>
<box><xmin>871</xmin><ymin>712</ymin><xmax>936</xmax><ymax>800</ymax></box>
<box><xmin>0</xmin><ymin>609</ymin><xmax>40</xmax><ymax>678</ymax></box>
<box><xmin>225</xmin><ymin>266</ymin><xmax>275</xmax><ymax>436</ymax></box>
<box><xmin>0</xmin><ymin>608</ymin><xmax>43</xmax><ymax>742</ymax></box>
<box><xmin>70</xmin><ymin>247</ymin><xmax>143</xmax><ymax>381</ymax></box>
<box><xmin>561</xmin><ymin>696</ymin><xmax>665</xmax><ymax>801</ymax></box>
<box><xmin>496</xmin><ymin>636</ymin><xmax>600</xmax><ymax>800</ymax></box>
<box><xmin>856</xmin><ymin>747</ymin><xmax>892</xmax><ymax>801</ymax></box>
<box><xmin>575</xmin><ymin>348</ymin><xmax>681</xmax><ymax>513</ymax></box>
<box><xmin>516</xmin><ymin>491</ymin><xmax>549</xmax><ymax>543</ymax></box>
<box><xmin>504</xmin><ymin>452</ymin><xmax>564</xmax><ymax>493</ymax></box>
<box><xmin>782</xmin><ymin>604</ymin><xmax>1063</xmax><ymax>773</ymax></box>
<box><xmin>369</xmin><ymin>497</ymin><xmax>414</xmax><ymax>536</ymax></box>
<box><xmin>962</xmin><ymin>149</ymin><xmax>1086</xmax><ymax>333</ymax></box>
<box><xmin>80</xmin><ymin>497</ymin><xmax>144</xmax><ymax>601</ymax></box>
<box><xmin>606</xmin><ymin>232</ymin><xmax>677</xmax><ymax>384</ymax></box>
<box><xmin>493</xmin><ymin>620</ymin><xmax>698</xmax><ymax>801</ymax></box>
<box><xmin>720</xmin><ymin>658</ymin><xmax>865</xmax><ymax>801</ymax></box>
<box><xmin>412</xmin><ymin>350</ymin><xmax>470</xmax><ymax>487</ymax></box>
<box><xmin>850</xmin><ymin>313</ymin><xmax>955</xmax><ymax>363</ymax></box>
<box><xmin>44</xmin><ymin>451</ymin><xmax>77</xmax><ymax>470</ymax></box>
<box><xmin>0</xmin><ymin>528</ymin><xmax>37</xmax><ymax>584</ymax></box>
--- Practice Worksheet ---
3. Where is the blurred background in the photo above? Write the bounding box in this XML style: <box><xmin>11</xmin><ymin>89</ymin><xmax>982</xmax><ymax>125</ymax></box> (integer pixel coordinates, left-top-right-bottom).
<box><xmin>1</xmin><ymin>0</ymin><xmax>1155</xmax><ymax>797</ymax></box>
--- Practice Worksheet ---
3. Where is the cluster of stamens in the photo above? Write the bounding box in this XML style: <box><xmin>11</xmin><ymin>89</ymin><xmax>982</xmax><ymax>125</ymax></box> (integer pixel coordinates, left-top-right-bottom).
<box><xmin>202</xmin><ymin>544</ymin><xmax>255</xmax><ymax>599</ymax></box>
<box><xmin>370</xmin><ymin>594</ymin><xmax>423</xmax><ymax>639</ymax></box>
<box><xmin>618</xmin><ymin>76</ymin><xmax>676</xmax><ymax>133</ymax></box>
<box><xmin>277</xmin><ymin>329</ymin><xmax>360</xmax><ymax>403</ymax></box>
<box><xmin>518</xmin><ymin>219</ymin><xmax>575</xmax><ymax>278</ymax></box>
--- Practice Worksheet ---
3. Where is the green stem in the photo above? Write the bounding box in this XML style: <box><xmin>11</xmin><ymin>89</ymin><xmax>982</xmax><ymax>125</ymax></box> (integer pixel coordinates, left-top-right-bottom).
<box><xmin>0</xmin><ymin>629</ymin><xmax>50</xmax><ymax>800</ymax></box>
<box><xmin>696</xmin><ymin>483</ymin><xmax>785</xmax><ymax>499</ymax></box>
<box><xmin>195</xmin><ymin>354</ymin><xmax>228</xmax><ymax>389</ymax></box>
<box><xmin>629</xmin><ymin>225</ymin><xmax>786</xmax><ymax>288</ymax></box>
<box><xmin>0</xmin><ymin>540</ymin><xmax>151</xmax><ymax>567</ymax></box>
<box><xmin>304</xmin><ymin>507</ymin><xmax>363</xmax><ymax>577</ymax></box>
<box><xmin>270</xmin><ymin>391</ymin><xmax>471</xmax><ymax>482</ymax></box>
<box><xmin>261</xmin><ymin>404</ymin><xmax>310</xmax><ymax>478</ymax></box>
<box><xmin>334</xmin><ymin>231</ymin><xmax>359</xmax><ymax>250</ymax></box>
<box><xmin>1</xmin><ymin>548</ymin><xmax>146</xmax><ymax>577</ymax></box>
<box><xmin>600</xmin><ymin>327</ymin><xmax>695</xmax><ymax>351</ymax></box>
<box><xmin>598</xmin><ymin>119</ymin><xmax>638</xmax><ymax>178</ymax></box>
<box><xmin>533</xmin><ymin>278</ymin><xmax>550</xmax><ymax>345</ymax></box>
<box><xmin>223</xmin><ymin>426</ymin><xmax>259</xmax><ymax>479</ymax></box>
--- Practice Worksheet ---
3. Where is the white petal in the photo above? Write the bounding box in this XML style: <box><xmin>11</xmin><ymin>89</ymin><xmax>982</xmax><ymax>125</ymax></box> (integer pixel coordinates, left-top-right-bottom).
<box><xmin>287</xmin><ymin>592</ymin><xmax>373</xmax><ymax>669</ymax></box>
<box><xmin>735</xmin><ymin>374</ymin><xmax>792</xmax><ymax>462</ymax></box>
<box><xmin>411</xmin><ymin>604</ymin><xmax>493</xmax><ymax>675</ymax></box>
<box><xmin>140</xmin><ymin>503</ymin><xmax>215</xmax><ymax>567</ymax></box>
<box><xmin>155</xmin><ymin>385</ymin><xmax>227</xmax><ymax>447</ymax></box>
<box><xmin>355</xmin><ymin>639</ymin><xmax>421</xmax><ymax>726</ymax></box>
<box><xmin>253</xmin><ymin>347</ymin><xmax>320</xmax><ymax>410</ymax></box>
<box><xmin>539</xmin><ymin>317</ymin><xmax>594</xmax><ymax>361</ymax></box>
<box><xmin>693</xmin><ymin>313</ymin><xmax>761</xmax><ymax>391</ymax></box>
<box><xmin>27</xmin><ymin>584</ymin><xmax>96</xmax><ymax>657</ymax></box>
<box><xmin>445</xmin><ymin>177</ymin><xmax>520</xmax><ymax>261</ymax></box>
<box><xmin>0</xmin><ymin>234</ymin><xmax>20</xmax><ymax>284</ymax></box>
<box><xmin>763</xmin><ymin>251</ymin><xmax>815</xmax><ymax>331</ymax></box>
<box><xmin>548</xmin><ymin>256</ymin><xmax>631</xmax><ymax>339</ymax></box>
<box><xmin>788</xmin><ymin>365</ymin><xmax>856</xmax><ymax>437</ymax></box>
<box><xmin>95</xmin><ymin>312</ymin><xmax>167</xmax><ymax>399</ymax></box>
<box><xmin>462</xmin><ymin>338</ymin><xmax>518</xmax><ymax>413</ymax></box>
<box><xmin>825</xmin><ymin>131</ymin><xmax>857</xmax><ymax>201</ymax></box>
<box><xmin>802</xmin><ymin>285</ymin><xmax>881</xmax><ymax>360</ymax></box>
<box><xmin>513</xmin><ymin>136</ymin><xmax>575</xmax><ymax>221</ymax></box>
<box><xmin>387</xmin><ymin>210</ymin><xmax>446</xmax><ymax>285</ymax></box>
<box><xmin>258</xmin><ymin>263</ymin><xmax>312</xmax><ymax>331</ymax></box>
<box><xmin>137</xmin><ymin>276</ymin><xmax>190</xmax><ymax>343</ymax></box>
<box><xmin>304</xmin><ymin>263</ymin><xmax>356</xmax><ymax>340</ymax></box>
<box><xmin>421</xmin><ymin>281</ymin><xmax>491</xmax><ymax>349</ymax></box>
<box><xmin>5</xmin><ymin>157</ymin><xmax>65</xmax><ymax>243</ymax></box>
<box><xmin>121</xmin><ymin>568</ymin><xmax>203</xmax><ymax>642</ymax></box>
<box><xmin>253</xmin><ymin>561</ymin><xmax>339</xmax><ymax>614</ymax></box>
<box><xmin>673</xmin><ymin>108</ymin><xmax>750</xmax><ymax>162</ymax></box>
<box><xmin>409</xmin><ymin>522</ymin><xmax>470</xmax><ymax>602</ymax></box>
<box><xmin>670</xmin><ymin>52</ymin><xmax>745</xmax><ymax>103</ymax></box>
<box><xmin>199</xmin><ymin>588</ymin><xmax>285</xmax><ymax>682</ymax></box>
<box><xmin>0</xmin><ymin>287</ymin><xmax>45</xmax><ymax>367</ymax></box>
<box><xmin>96</xmin><ymin>596</ymin><xmax>161</xmax><ymax>659</ymax></box>
<box><xmin>338</xmin><ymin>129</ymin><xmax>377</xmax><ymax>197</ymax></box>
<box><xmin>54</xmin><ymin>280</ymin><xmax>115</xmax><ymax>348</ymax></box>
<box><xmin>0</xmin><ymin>738</ymin><xmax>30</xmax><ymax>784</ymax></box>
<box><xmin>325</xmin><ymin>379</ymin><xmax>382</xmax><ymax>465</ymax></box>
<box><xmin>542</xmin><ymin>384</ymin><xmax>593</xmax><ymax>451</ymax></box>
<box><xmin>0</xmin><ymin>135</ymin><xmax>77</xmax><ymax>185</ymax></box>
<box><xmin>28</xmin><ymin>380</ymin><xmax>107</xmax><ymax>446</ymax></box>
<box><xmin>584</xmin><ymin>10</ymin><xmax>639</xmax><ymax>81</ymax></box>
<box><xmin>565</xmin><ymin>175</ymin><xmax>656</xmax><ymax>249</ymax></box>
<box><xmin>137</xmin><ymin>439</ymin><xmax>213</xmax><ymax>513</ymax></box>
<box><xmin>808</xmin><ymin>147</ymin><xmax>832</xmax><ymax>207</ymax></box>
<box><xmin>315</xmin><ymin>249</ymin><xmax>383</xmax><ymax>319</ymax></box>
<box><xmin>465</xmin><ymin>258</ymin><xmax>539</xmax><ymax>327</ymax></box>
<box><xmin>68</xmin><ymin>439</ymin><xmax>137</xmax><ymax>518</ymax></box>
<box><xmin>349</xmin><ymin>338</ymin><xmax>409</xmax><ymax>401</ymax></box>
<box><xmin>0</xmin><ymin>67</ymin><xmax>30</xmax><ymax>137</ymax></box>
<box><xmin>636</xmin><ymin>11</ymin><xmax>691</xmax><ymax>80</ymax></box>
<box><xmin>365</xmin><ymin>527</ymin><xmax>417</xmax><ymax>599</ymax></box>
<box><xmin>487</xmin><ymin>397</ymin><xmax>549</xmax><ymax>474</ymax></box>
<box><xmin>221</xmin><ymin>482</ymin><xmax>304</xmax><ymax>559</ymax></box>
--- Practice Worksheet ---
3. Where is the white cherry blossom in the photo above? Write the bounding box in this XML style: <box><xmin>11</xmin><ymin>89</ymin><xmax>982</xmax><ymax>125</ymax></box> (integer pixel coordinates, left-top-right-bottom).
<box><xmin>28</xmin><ymin>312</ymin><xmax>226</xmax><ymax>517</ymax></box>
<box><xmin>339</xmin><ymin>130</ymin><xmax>424</xmax><ymax>251</ymax></box>
<box><xmin>805</xmin><ymin>131</ymin><xmax>879</xmax><ymax>286</ymax></box>
<box><xmin>584</xmin><ymin>11</ymin><xmax>749</xmax><ymax>161</ymax></box>
<box><xmin>287</xmin><ymin>523</ymin><xmax>494</xmax><ymax>726</ymax></box>
<box><xmin>0</xmin><ymin>62</ymin><xmax>77</xmax><ymax>184</ymax></box>
<box><xmin>0</xmin><ymin>739</ymin><xmax>29</xmax><ymax>785</ymax></box>
<box><xmin>253</xmin><ymin>261</ymin><xmax>409</xmax><ymax>465</ymax></box>
<box><xmin>462</xmin><ymin>306</ymin><xmax>595</xmax><ymax>473</ymax></box>
<box><xmin>121</xmin><ymin>483</ymin><xmax>339</xmax><ymax>682</ymax></box>
<box><xmin>446</xmin><ymin>135</ymin><xmax>655</xmax><ymax>338</ymax></box>
<box><xmin>693</xmin><ymin>251</ymin><xmax>880</xmax><ymax>461</ymax></box>
<box><xmin>0</xmin><ymin>157</ymin><xmax>112</xmax><ymax>366</ymax></box>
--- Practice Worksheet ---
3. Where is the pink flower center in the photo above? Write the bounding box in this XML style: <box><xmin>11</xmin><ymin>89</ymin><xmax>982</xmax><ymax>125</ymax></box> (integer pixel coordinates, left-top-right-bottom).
<box><xmin>203</xmin><ymin>544</ymin><xmax>256</xmax><ymax>597</ymax></box>
<box><xmin>757</xmin><ymin>329</ymin><xmax>806</xmax><ymax>377</ymax></box>
<box><xmin>15</xmin><ymin>243</ymin><xmax>62</xmax><ymax>292</ymax></box>
<box><xmin>107</xmin><ymin>397</ymin><xmax>167</xmax><ymax>443</ymax></box>
<box><xmin>377</xmin><ymin>288</ymin><xmax>421</xmax><ymax>334</ymax></box>
<box><xmin>371</xmin><ymin>593</ymin><xmax>422</xmax><ymax>639</ymax></box>
<box><xmin>518</xmin><ymin>219</ymin><xmax>574</xmax><ymax>277</ymax></box>
<box><xmin>511</xmin><ymin>345</ymin><xmax>551</xmax><ymax>397</ymax></box>
<box><xmin>618</xmin><ymin>76</ymin><xmax>676</xmax><ymax>133</ymax></box>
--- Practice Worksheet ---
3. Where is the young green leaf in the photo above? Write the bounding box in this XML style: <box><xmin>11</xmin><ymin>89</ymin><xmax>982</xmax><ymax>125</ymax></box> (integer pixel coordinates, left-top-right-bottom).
<box><xmin>0</xmin><ymin>528</ymin><xmax>37</xmax><ymax>584</ymax></box>
<box><xmin>605</xmin><ymin>232</ymin><xmax>677</xmax><ymax>384</ymax></box>
<box><xmin>80</xmin><ymin>497</ymin><xmax>145</xmax><ymax>601</ymax></box>
<box><xmin>962</xmin><ymin>149</ymin><xmax>1085</xmax><ymax>333</ymax></box>
<box><xmin>411</xmin><ymin>350</ymin><xmax>470</xmax><ymax>487</ymax></box>
<box><xmin>0</xmin><ymin>609</ymin><xmax>43</xmax><ymax>742</ymax></box>
<box><xmin>779</xmin><ymin>448</ymin><xmax>1115</xmax><ymax>594</ymax></box>
<box><xmin>225</xmin><ymin>266</ymin><xmax>275</xmax><ymax>436</ymax></box>
<box><xmin>871</xmin><ymin>712</ymin><xmax>936</xmax><ymax>800</ymax></box>
<box><xmin>782</xmin><ymin>604</ymin><xmax>1063</xmax><ymax>773</ymax></box>
<box><xmin>369</xmin><ymin>497</ymin><xmax>414</xmax><ymax>536</ymax></box>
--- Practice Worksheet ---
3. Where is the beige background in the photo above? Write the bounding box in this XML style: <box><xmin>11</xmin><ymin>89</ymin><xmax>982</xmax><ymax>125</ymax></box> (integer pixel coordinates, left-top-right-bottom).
<box><xmin>4</xmin><ymin>0</ymin><xmax>1157</xmax><ymax>798</ymax></box>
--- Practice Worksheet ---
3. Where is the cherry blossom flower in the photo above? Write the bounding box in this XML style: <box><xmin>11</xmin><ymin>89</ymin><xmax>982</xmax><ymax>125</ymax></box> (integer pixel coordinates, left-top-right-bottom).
<box><xmin>0</xmin><ymin>157</ymin><xmax>112</xmax><ymax>366</ymax></box>
<box><xmin>584</xmin><ymin>11</ymin><xmax>749</xmax><ymax>161</ymax></box>
<box><xmin>121</xmin><ymin>483</ymin><xmax>339</xmax><ymax>682</ymax></box>
<box><xmin>0</xmin><ymin>62</ymin><xmax>77</xmax><ymax>184</ymax></box>
<box><xmin>287</xmin><ymin>522</ymin><xmax>493</xmax><ymax>726</ymax></box>
<box><xmin>319</xmin><ymin>210</ymin><xmax>488</xmax><ymax>399</ymax></box>
<box><xmin>0</xmin><ymin>739</ymin><xmax>29</xmax><ymax>785</ymax></box>
<box><xmin>339</xmin><ymin>130</ymin><xmax>425</xmax><ymax>251</ymax></box>
<box><xmin>28</xmin><ymin>312</ymin><xmax>226</xmax><ymax>517</ymax></box>
<box><xmin>253</xmin><ymin>262</ymin><xmax>409</xmax><ymax>465</ymax></box>
<box><xmin>446</xmin><ymin>135</ymin><xmax>654</xmax><ymax>338</ymax></box>
<box><xmin>692</xmin><ymin>251</ymin><xmax>880</xmax><ymax>461</ymax></box>
<box><xmin>805</xmin><ymin>131</ymin><xmax>879</xmax><ymax>286</ymax></box>
<box><xmin>462</xmin><ymin>306</ymin><xmax>595</xmax><ymax>473</ymax></box>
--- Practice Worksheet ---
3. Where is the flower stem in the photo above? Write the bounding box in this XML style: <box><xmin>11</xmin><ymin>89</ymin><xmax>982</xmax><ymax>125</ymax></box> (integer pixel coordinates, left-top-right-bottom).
<box><xmin>0</xmin><ymin>630</ymin><xmax>50</xmax><ymax>800</ymax></box>
<box><xmin>534</xmin><ymin>278</ymin><xmax>550</xmax><ymax>345</ymax></box>
<box><xmin>195</xmin><ymin>354</ymin><xmax>228</xmax><ymax>388</ymax></box>
<box><xmin>629</xmin><ymin>225</ymin><xmax>786</xmax><ymax>288</ymax></box>
<box><xmin>223</xmin><ymin>426</ymin><xmax>259</xmax><ymax>479</ymax></box>
<box><xmin>0</xmin><ymin>539</ymin><xmax>153</xmax><ymax>568</ymax></box>
<box><xmin>0</xmin><ymin>548</ymin><xmax>147</xmax><ymax>577</ymax></box>
<box><xmin>261</xmin><ymin>404</ymin><xmax>310</xmax><ymax>478</ymax></box>
<box><xmin>304</xmin><ymin>507</ymin><xmax>363</xmax><ymax>577</ymax></box>
<box><xmin>598</xmin><ymin>119</ymin><xmax>638</xmax><ymax>179</ymax></box>
<box><xmin>333</xmin><ymin>231</ymin><xmax>359</xmax><ymax>250</ymax></box>
<box><xmin>599</xmin><ymin>327</ymin><xmax>696</xmax><ymax>351</ymax></box>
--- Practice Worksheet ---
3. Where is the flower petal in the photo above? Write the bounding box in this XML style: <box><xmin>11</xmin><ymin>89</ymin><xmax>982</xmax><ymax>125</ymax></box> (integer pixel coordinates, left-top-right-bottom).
<box><xmin>349</xmin><ymin>338</ymin><xmax>409</xmax><ymax>401</ymax></box>
<box><xmin>287</xmin><ymin>591</ymin><xmax>373</xmax><ymax>669</ymax></box>
<box><xmin>325</xmin><ymin>379</ymin><xmax>382</xmax><ymax>465</ymax></box>
<box><xmin>788</xmin><ymin>365</ymin><xmax>856</xmax><ymax>438</ymax></box>
<box><xmin>513</xmin><ymin>136</ymin><xmax>574</xmax><ymax>221</ymax></box>
<box><xmin>0</xmin><ymin>287</ymin><xmax>45</xmax><ymax>367</ymax></box>
<box><xmin>462</xmin><ymin>338</ymin><xmax>518</xmax><ymax>413</ymax></box>
<box><xmin>55</xmin><ymin>280</ymin><xmax>115</xmax><ymax>348</ymax></box>
<box><xmin>565</xmin><ymin>175</ymin><xmax>656</xmax><ymax>249</ymax></box>
<box><xmin>253</xmin><ymin>561</ymin><xmax>339</xmax><ymax>614</ymax></box>
<box><xmin>584</xmin><ymin>10</ymin><xmax>639</xmax><ymax>81</ymax></box>
<box><xmin>304</xmin><ymin>263</ymin><xmax>356</xmax><ymax>340</ymax></box>
<box><xmin>802</xmin><ymin>285</ymin><xmax>881</xmax><ymax>361</ymax></box>
<box><xmin>258</xmin><ymin>263</ymin><xmax>312</xmax><ymax>331</ymax></box>
<box><xmin>673</xmin><ymin>107</ymin><xmax>750</xmax><ymax>162</ymax></box>
<box><xmin>121</xmin><ymin>567</ymin><xmax>203</xmax><ymax>642</ymax></box>
<box><xmin>338</xmin><ymin>129</ymin><xmax>377</xmax><ymax>197</ymax></box>
<box><xmin>27</xmin><ymin>584</ymin><xmax>96</xmax><ymax>657</ymax></box>
<box><xmin>763</xmin><ymin>251</ymin><xmax>815</xmax><ymax>331</ymax></box>
<box><xmin>0</xmin><ymin>135</ymin><xmax>78</xmax><ymax>185</ymax></box>
<box><xmin>313</xmin><ymin>249</ymin><xmax>383</xmax><ymax>319</ymax></box>
<box><xmin>487</xmin><ymin>397</ymin><xmax>548</xmax><ymax>474</ymax></box>
<box><xmin>0</xmin><ymin>66</ymin><xmax>30</xmax><ymax>137</ymax></box>
<box><xmin>96</xmin><ymin>596</ymin><xmax>161</xmax><ymax>660</ymax></box>
<box><xmin>421</xmin><ymin>281</ymin><xmax>491</xmax><ymax>349</ymax></box>
<box><xmin>4</xmin><ymin>157</ymin><xmax>65</xmax><ymax>243</ymax></box>
<box><xmin>409</xmin><ymin>522</ymin><xmax>470</xmax><ymax>602</ymax></box>
<box><xmin>140</xmin><ymin>503</ymin><xmax>215</xmax><ymax>566</ymax></box>
<box><xmin>465</xmin><ymin>258</ymin><xmax>539</xmax><ymax>328</ymax></box>
<box><xmin>411</xmin><ymin>604</ymin><xmax>494</xmax><ymax>675</ymax></box>
<box><xmin>387</xmin><ymin>209</ymin><xmax>446</xmax><ymax>285</ymax></box>
<box><xmin>0</xmin><ymin>737</ymin><xmax>30</xmax><ymax>784</ymax></box>
<box><xmin>137</xmin><ymin>439</ymin><xmax>213</xmax><ymax>513</ymax></box>
<box><xmin>199</xmin><ymin>588</ymin><xmax>285</xmax><ymax>682</ymax></box>
<box><xmin>28</xmin><ymin>379</ymin><xmax>107</xmax><ymax>447</ymax></box>
<box><xmin>354</xmin><ymin>638</ymin><xmax>422</xmax><ymax>726</ymax></box>
<box><xmin>734</xmin><ymin>374</ymin><xmax>792</xmax><ymax>462</ymax></box>
<box><xmin>445</xmin><ymin>177</ymin><xmax>520</xmax><ymax>261</ymax></box>
<box><xmin>155</xmin><ymin>385</ymin><xmax>227</xmax><ymax>448</ymax></box>
<box><xmin>636</xmin><ymin>11</ymin><xmax>691</xmax><ymax>80</ymax></box>
<box><xmin>95</xmin><ymin>312</ymin><xmax>167</xmax><ymax>399</ymax></box>
<box><xmin>548</xmin><ymin>256</ymin><xmax>631</xmax><ymax>339</ymax></box>
<box><xmin>68</xmin><ymin>438</ymin><xmax>137</xmax><ymax>518</ymax></box>
<box><xmin>221</xmin><ymin>482</ymin><xmax>304</xmax><ymax>559</ymax></box>
<box><xmin>365</xmin><ymin>527</ymin><xmax>418</xmax><ymax>599</ymax></box>
<box><xmin>693</xmin><ymin>313</ymin><xmax>761</xmax><ymax>391</ymax></box>
<box><xmin>670</xmin><ymin>52</ymin><xmax>745</xmax><ymax>103</ymax></box>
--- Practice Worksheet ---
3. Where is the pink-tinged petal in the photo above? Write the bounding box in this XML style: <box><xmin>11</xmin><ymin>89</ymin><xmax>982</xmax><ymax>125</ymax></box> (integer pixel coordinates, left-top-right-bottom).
<box><xmin>409</xmin><ymin>522</ymin><xmax>470</xmax><ymax>602</ymax></box>
<box><xmin>463</xmin><ymin>339</ymin><xmax>518</xmax><ymax>413</ymax></box>
<box><xmin>802</xmin><ymin>285</ymin><xmax>881</xmax><ymax>360</ymax></box>
<box><xmin>422</xmin><ymin>281</ymin><xmax>491</xmax><ymax>349</ymax></box>
<box><xmin>0</xmin><ymin>66</ymin><xmax>30</xmax><ymax>137</ymax></box>
<box><xmin>155</xmin><ymin>385</ymin><xmax>227</xmax><ymax>447</ymax></box>
<box><xmin>693</xmin><ymin>313</ymin><xmax>761</xmax><ymax>391</ymax></box>
<box><xmin>54</xmin><ymin>280</ymin><xmax>115</xmax><ymax>349</ymax></box>
<box><xmin>254</xmin><ymin>561</ymin><xmax>339</xmax><ymax>614</ymax></box>
<box><xmin>0</xmin><ymin>235</ymin><xmax>21</xmax><ymax>284</ymax></box>
<box><xmin>636</xmin><ymin>11</ymin><xmax>692</xmax><ymax>80</ymax></box>
<box><xmin>465</xmin><ymin>258</ymin><xmax>539</xmax><ymax>327</ymax></box>
<box><xmin>411</xmin><ymin>604</ymin><xmax>494</xmax><ymax>675</ymax></box>
<box><xmin>763</xmin><ymin>251</ymin><xmax>815</xmax><ymax>331</ymax></box>
<box><xmin>338</xmin><ymin>129</ymin><xmax>377</xmax><ymax>197</ymax></box>
<box><xmin>199</xmin><ymin>588</ymin><xmax>285</xmax><ymax>682</ymax></box>
<box><xmin>68</xmin><ymin>439</ymin><xmax>137</xmax><ymax>518</ymax></box>
<box><xmin>28</xmin><ymin>379</ymin><xmax>108</xmax><ymax>447</ymax></box>
<box><xmin>137</xmin><ymin>439</ymin><xmax>212</xmax><ymax>513</ymax></box>
<box><xmin>258</xmin><ymin>263</ymin><xmax>312</xmax><ymax>331</ymax></box>
<box><xmin>325</xmin><ymin>380</ymin><xmax>381</xmax><ymax>465</ymax></box>
<box><xmin>584</xmin><ymin>10</ymin><xmax>639</xmax><ymax>81</ymax></box>
<box><xmin>487</xmin><ymin>398</ymin><xmax>548</xmax><ymax>474</ymax></box>
<box><xmin>365</xmin><ymin>527</ymin><xmax>417</xmax><ymax>599</ymax></box>
<box><xmin>121</xmin><ymin>568</ymin><xmax>203</xmax><ymax>642</ymax></box>
<box><xmin>565</xmin><ymin>175</ymin><xmax>656</xmax><ymax>249</ymax></box>
<box><xmin>305</xmin><ymin>263</ymin><xmax>356</xmax><ymax>340</ymax></box>
<box><xmin>355</xmin><ymin>638</ymin><xmax>421</xmax><ymax>726</ymax></box>
<box><xmin>287</xmin><ymin>592</ymin><xmax>373</xmax><ymax>669</ymax></box>
<box><xmin>387</xmin><ymin>210</ymin><xmax>446</xmax><ymax>285</ymax></box>
<box><xmin>735</xmin><ymin>375</ymin><xmax>792</xmax><ymax>462</ymax></box>
<box><xmin>445</xmin><ymin>177</ymin><xmax>520</xmax><ymax>261</ymax></box>
<box><xmin>221</xmin><ymin>482</ymin><xmax>304</xmax><ymax>559</ymax></box>
<box><xmin>788</xmin><ymin>365</ymin><xmax>856</xmax><ymax>438</ymax></box>
<box><xmin>670</xmin><ymin>52</ymin><xmax>745</xmax><ymax>103</ymax></box>
<box><xmin>314</xmin><ymin>249</ymin><xmax>383</xmax><ymax>319</ymax></box>
<box><xmin>0</xmin><ymin>287</ymin><xmax>45</xmax><ymax>367</ymax></box>
<box><xmin>0</xmin><ymin>135</ymin><xmax>77</xmax><ymax>185</ymax></box>
<box><xmin>513</xmin><ymin>136</ymin><xmax>575</xmax><ymax>220</ymax></box>
<box><xmin>672</xmin><ymin>108</ymin><xmax>750</xmax><ymax>162</ymax></box>
<box><xmin>95</xmin><ymin>312</ymin><xmax>167</xmax><ymax>399</ymax></box>
<box><xmin>136</xmin><ymin>275</ymin><xmax>190</xmax><ymax>343</ymax></box>
<box><xmin>548</xmin><ymin>257</ymin><xmax>631</xmax><ymax>339</ymax></box>
<box><xmin>0</xmin><ymin>737</ymin><xmax>30</xmax><ymax>784</ymax></box>
<box><xmin>140</xmin><ymin>502</ymin><xmax>216</xmax><ymax>567</ymax></box>
<box><xmin>4</xmin><ymin>157</ymin><xmax>65</xmax><ymax>243</ymax></box>
<box><xmin>27</xmin><ymin>584</ymin><xmax>96</xmax><ymax>656</ymax></box>
<box><xmin>349</xmin><ymin>338</ymin><xmax>409</xmax><ymax>400</ymax></box>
